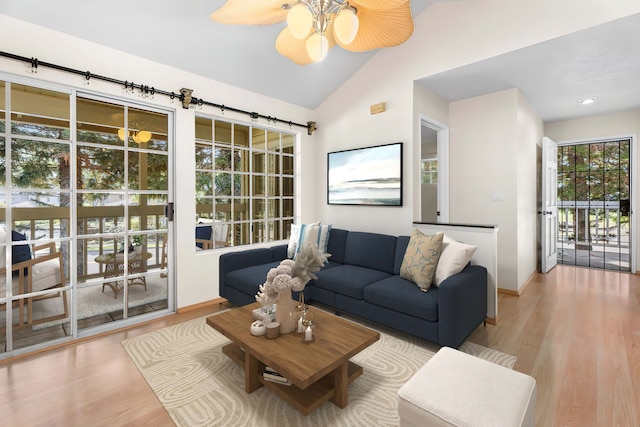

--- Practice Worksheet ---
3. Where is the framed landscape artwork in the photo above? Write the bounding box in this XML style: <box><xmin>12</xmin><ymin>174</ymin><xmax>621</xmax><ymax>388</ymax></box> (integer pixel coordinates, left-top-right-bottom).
<box><xmin>327</xmin><ymin>142</ymin><xmax>403</xmax><ymax>206</ymax></box>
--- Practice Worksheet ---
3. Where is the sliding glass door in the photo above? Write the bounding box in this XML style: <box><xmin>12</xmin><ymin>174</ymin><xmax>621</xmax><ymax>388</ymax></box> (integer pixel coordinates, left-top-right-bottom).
<box><xmin>1</xmin><ymin>79</ymin><xmax>173</xmax><ymax>356</ymax></box>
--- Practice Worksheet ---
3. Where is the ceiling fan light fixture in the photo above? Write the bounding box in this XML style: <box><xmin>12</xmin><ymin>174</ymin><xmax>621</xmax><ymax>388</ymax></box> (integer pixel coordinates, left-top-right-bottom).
<box><xmin>306</xmin><ymin>32</ymin><xmax>329</xmax><ymax>62</ymax></box>
<box><xmin>334</xmin><ymin>7</ymin><xmax>359</xmax><ymax>45</ymax></box>
<box><xmin>287</xmin><ymin>3</ymin><xmax>313</xmax><ymax>39</ymax></box>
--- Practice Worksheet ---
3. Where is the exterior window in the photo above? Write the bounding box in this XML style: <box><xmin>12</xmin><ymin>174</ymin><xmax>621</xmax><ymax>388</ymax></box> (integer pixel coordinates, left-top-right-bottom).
<box><xmin>195</xmin><ymin>116</ymin><xmax>295</xmax><ymax>249</ymax></box>
<box><xmin>421</xmin><ymin>158</ymin><xmax>438</xmax><ymax>184</ymax></box>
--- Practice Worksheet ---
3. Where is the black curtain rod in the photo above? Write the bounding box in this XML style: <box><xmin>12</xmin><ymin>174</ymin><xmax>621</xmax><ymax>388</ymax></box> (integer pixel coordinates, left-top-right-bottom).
<box><xmin>0</xmin><ymin>50</ymin><xmax>317</xmax><ymax>135</ymax></box>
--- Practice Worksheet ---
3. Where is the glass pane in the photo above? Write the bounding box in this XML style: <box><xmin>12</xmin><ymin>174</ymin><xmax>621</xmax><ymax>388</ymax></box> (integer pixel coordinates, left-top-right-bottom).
<box><xmin>127</xmin><ymin>108</ymin><xmax>168</xmax><ymax>151</ymax></box>
<box><xmin>283</xmin><ymin>198</ymin><xmax>294</xmax><ymax>217</ymax></box>
<box><xmin>253</xmin><ymin>152</ymin><xmax>265</xmax><ymax>173</ymax></box>
<box><xmin>234</xmin><ymin>222</ymin><xmax>250</xmax><ymax>245</ymax></box>
<box><xmin>283</xmin><ymin>219</ymin><xmax>293</xmax><ymax>239</ymax></box>
<box><xmin>196</xmin><ymin>143</ymin><xmax>213</xmax><ymax>170</ymax></box>
<box><xmin>267</xmin><ymin>199</ymin><xmax>280</xmax><ymax>218</ymax></box>
<box><xmin>253</xmin><ymin>175</ymin><xmax>265</xmax><ymax>196</ymax></box>
<box><xmin>214</xmin><ymin>172</ymin><xmax>232</xmax><ymax>196</ymax></box>
<box><xmin>11</xmin><ymin>139</ymin><xmax>71</xmax><ymax>189</ymax></box>
<box><xmin>215</xmin><ymin>147</ymin><xmax>232</xmax><ymax>171</ymax></box>
<box><xmin>196</xmin><ymin>171</ymin><xmax>213</xmax><ymax>197</ymax></box>
<box><xmin>267</xmin><ymin>153</ymin><xmax>280</xmax><ymax>174</ymax></box>
<box><xmin>252</xmin><ymin>221</ymin><xmax>265</xmax><ymax>242</ymax></box>
<box><xmin>215</xmin><ymin>120</ymin><xmax>232</xmax><ymax>144</ymax></box>
<box><xmin>78</xmin><ymin>146</ymin><xmax>125</xmax><ymax>189</ymax></box>
<box><xmin>195</xmin><ymin>116</ymin><xmax>212</xmax><ymax>141</ymax></box>
<box><xmin>77</xmin><ymin>98</ymin><xmax>124</xmax><ymax>147</ymax></box>
<box><xmin>234</xmin><ymin>198</ymin><xmax>249</xmax><ymax>222</ymax></box>
<box><xmin>283</xmin><ymin>177</ymin><xmax>293</xmax><ymax>197</ymax></box>
<box><xmin>283</xmin><ymin>155</ymin><xmax>294</xmax><ymax>175</ymax></box>
<box><xmin>267</xmin><ymin>131</ymin><xmax>280</xmax><ymax>151</ymax></box>
<box><xmin>282</xmin><ymin>133</ymin><xmax>294</xmax><ymax>154</ymax></box>
<box><xmin>128</xmin><ymin>152</ymin><xmax>168</xmax><ymax>190</ymax></box>
<box><xmin>11</xmin><ymin>83</ymin><xmax>70</xmax><ymax>140</ymax></box>
<box><xmin>267</xmin><ymin>220</ymin><xmax>280</xmax><ymax>240</ymax></box>
<box><xmin>11</xmin><ymin>193</ymin><xmax>70</xmax><ymax>239</ymax></box>
<box><xmin>252</xmin><ymin>128</ymin><xmax>265</xmax><ymax>151</ymax></box>
<box><xmin>196</xmin><ymin>196</ymin><xmax>213</xmax><ymax>219</ymax></box>
<box><xmin>252</xmin><ymin>199</ymin><xmax>265</xmax><ymax>219</ymax></box>
<box><xmin>267</xmin><ymin>176</ymin><xmax>280</xmax><ymax>196</ymax></box>
<box><xmin>214</xmin><ymin>198</ymin><xmax>232</xmax><ymax>222</ymax></box>
<box><xmin>234</xmin><ymin>124</ymin><xmax>249</xmax><ymax>147</ymax></box>
<box><xmin>237</xmin><ymin>149</ymin><xmax>249</xmax><ymax>172</ymax></box>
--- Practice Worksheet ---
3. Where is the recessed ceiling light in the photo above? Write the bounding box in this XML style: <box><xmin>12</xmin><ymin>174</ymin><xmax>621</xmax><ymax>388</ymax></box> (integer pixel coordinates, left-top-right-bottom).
<box><xmin>578</xmin><ymin>97</ymin><xmax>598</xmax><ymax>105</ymax></box>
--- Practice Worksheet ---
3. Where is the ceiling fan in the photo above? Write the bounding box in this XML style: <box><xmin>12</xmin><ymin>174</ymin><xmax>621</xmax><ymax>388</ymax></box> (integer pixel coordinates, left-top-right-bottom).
<box><xmin>210</xmin><ymin>0</ymin><xmax>414</xmax><ymax>65</ymax></box>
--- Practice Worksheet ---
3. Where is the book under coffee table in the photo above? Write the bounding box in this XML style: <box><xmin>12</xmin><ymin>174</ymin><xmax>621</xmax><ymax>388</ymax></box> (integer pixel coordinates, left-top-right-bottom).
<box><xmin>206</xmin><ymin>302</ymin><xmax>380</xmax><ymax>416</ymax></box>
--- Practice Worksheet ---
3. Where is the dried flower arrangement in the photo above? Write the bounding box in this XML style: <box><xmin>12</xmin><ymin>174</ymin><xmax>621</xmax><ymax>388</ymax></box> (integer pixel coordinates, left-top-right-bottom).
<box><xmin>256</xmin><ymin>244</ymin><xmax>330</xmax><ymax>306</ymax></box>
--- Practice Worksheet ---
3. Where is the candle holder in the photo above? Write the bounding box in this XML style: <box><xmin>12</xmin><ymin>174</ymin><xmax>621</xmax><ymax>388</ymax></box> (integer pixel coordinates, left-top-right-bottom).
<box><xmin>294</xmin><ymin>293</ymin><xmax>308</xmax><ymax>336</ymax></box>
<box><xmin>300</xmin><ymin>310</ymin><xmax>316</xmax><ymax>344</ymax></box>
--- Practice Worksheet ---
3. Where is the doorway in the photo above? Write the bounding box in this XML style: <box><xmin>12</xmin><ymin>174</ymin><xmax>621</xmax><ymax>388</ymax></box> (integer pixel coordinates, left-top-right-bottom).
<box><xmin>557</xmin><ymin>138</ymin><xmax>632</xmax><ymax>271</ymax></box>
<box><xmin>419</xmin><ymin>116</ymin><xmax>449</xmax><ymax>223</ymax></box>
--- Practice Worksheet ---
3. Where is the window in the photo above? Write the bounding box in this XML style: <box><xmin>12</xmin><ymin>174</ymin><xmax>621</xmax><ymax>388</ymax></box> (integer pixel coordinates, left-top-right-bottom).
<box><xmin>195</xmin><ymin>116</ymin><xmax>295</xmax><ymax>249</ymax></box>
<box><xmin>421</xmin><ymin>158</ymin><xmax>438</xmax><ymax>184</ymax></box>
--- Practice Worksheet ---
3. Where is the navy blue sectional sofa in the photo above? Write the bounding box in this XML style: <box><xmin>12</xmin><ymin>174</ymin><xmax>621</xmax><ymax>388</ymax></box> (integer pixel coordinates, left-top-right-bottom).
<box><xmin>219</xmin><ymin>228</ymin><xmax>487</xmax><ymax>348</ymax></box>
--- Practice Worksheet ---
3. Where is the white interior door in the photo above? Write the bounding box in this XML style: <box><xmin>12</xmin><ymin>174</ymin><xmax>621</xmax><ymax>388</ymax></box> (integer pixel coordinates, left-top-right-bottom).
<box><xmin>541</xmin><ymin>137</ymin><xmax>558</xmax><ymax>273</ymax></box>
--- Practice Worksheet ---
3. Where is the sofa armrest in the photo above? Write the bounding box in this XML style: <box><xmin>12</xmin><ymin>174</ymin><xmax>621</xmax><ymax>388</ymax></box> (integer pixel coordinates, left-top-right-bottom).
<box><xmin>219</xmin><ymin>248</ymin><xmax>273</xmax><ymax>299</ymax></box>
<box><xmin>437</xmin><ymin>264</ymin><xmax>487</xmax><ymax>348</ymax></box>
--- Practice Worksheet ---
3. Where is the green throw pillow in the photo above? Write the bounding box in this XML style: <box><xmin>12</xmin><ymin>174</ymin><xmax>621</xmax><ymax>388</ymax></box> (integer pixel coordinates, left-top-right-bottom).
<box><xmin>400</xmin><ymin>229</ymin><xmax>444</xmax><ymax>291</ymax></box>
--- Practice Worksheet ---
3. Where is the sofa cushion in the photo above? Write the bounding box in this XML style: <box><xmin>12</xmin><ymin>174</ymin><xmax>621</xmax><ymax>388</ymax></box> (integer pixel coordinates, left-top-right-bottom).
<box><xmin>364</xmin><ymin>276</ymin><xmax>439</xmax><ymax>322</ymax></box>
<box><xmin>313</xmin><ymin>264</ymin><xmax>391</xmax><ymax>300</ymax></box>
<box><xmin>326</xmin><ymin>228</ymin><xmax>348</xmax><ymax>264</ymax></box>
<box><xmin>225</xmin><ymin>261</ymin><xmax>281</xmax><ymax>296</ymax></box>
<box><xmin>394</xmin><ymin>235</ymin><xmax>410</xmax><ymax>275</ymax></box>
<box><xmin>400</xmin><ymin>229</ymin><xmax>443</xmax><ymax>291</ymax></box>
<box><xmin>343</xmin><ymin>231</ymin><xmax>397</xmax><ymax>274</ymax></box>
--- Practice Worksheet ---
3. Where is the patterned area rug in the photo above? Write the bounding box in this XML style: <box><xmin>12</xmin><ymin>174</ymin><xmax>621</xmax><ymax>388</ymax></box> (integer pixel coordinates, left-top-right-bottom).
<box><xmin>122</xmin><ymin>314</ymin><xmax>516</xmax><ymax>427</ymax></box>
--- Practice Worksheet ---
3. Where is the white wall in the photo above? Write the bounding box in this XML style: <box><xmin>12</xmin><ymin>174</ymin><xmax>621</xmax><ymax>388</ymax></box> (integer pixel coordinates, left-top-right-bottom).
<box><xmin>516</xmin><ymin>92</ymin><xmax>544</xmax><ymax>287</ymax></box>
<box><xmin>545</xmin><ymin>109</ymin><xmax>640</xmax><ymax>269</ymax></box>
<box><xmin>0</xmin><ymin>14</ymin><xmax>316</xmax><ymax>308</ymax></box>
<box><xmin>314</xmin><ymin>0</ymin><xmax>639</xmax><ymax>288</ymax></box>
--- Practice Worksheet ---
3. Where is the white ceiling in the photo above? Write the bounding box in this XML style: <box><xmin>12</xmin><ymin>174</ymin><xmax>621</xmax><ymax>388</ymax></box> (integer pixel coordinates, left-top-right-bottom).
<box><xmin>0</xmin><ymin>0</ymin><xmax>436</xmax><ymax>110</ymax></box>
<box><xmin>1</xmin><ymin>1</ymin><xmax>639</xmax><ymax>121</ymax></box>
<box><xmin>417</xmin><ymin>12</ymin><xmax>640</xmax><ymax>122</ymax></box>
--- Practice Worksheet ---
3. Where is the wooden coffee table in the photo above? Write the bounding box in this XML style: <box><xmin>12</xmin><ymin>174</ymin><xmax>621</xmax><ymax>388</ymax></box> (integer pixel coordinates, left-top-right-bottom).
<box><xmin>206</xmin><ymin>302</ymin><xmax>380</xmax><ymax>416</ymax></box>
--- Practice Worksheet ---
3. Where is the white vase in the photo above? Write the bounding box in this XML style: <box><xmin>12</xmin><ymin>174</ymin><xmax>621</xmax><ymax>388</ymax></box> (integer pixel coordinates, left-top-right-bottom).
<box><xmin>275</xmin><ymin>292</ymin><xmax>296</xmax><ymax>334</ymax></box>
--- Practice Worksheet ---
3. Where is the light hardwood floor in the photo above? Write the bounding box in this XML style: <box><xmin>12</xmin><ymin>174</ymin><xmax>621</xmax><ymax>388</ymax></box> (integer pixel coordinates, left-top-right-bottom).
<box><xmin>1</xmin><ymin>265</ymin><xmax>639</xmax><ymax>426</ymax></box>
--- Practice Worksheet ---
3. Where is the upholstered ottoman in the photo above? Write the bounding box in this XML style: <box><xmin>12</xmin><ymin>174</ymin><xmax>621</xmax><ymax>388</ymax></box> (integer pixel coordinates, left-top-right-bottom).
<box><xmin>397</xmin><ymin>347</ymin><xmax>536</xmax><ymax>427</ymax></box>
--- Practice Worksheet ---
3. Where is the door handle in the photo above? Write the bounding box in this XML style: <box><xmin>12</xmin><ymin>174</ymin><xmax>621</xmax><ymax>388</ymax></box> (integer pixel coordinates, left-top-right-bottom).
<box><xmin>165</xmin><ymin>202</ymin><xmax>174</xmax><ymax>221</ymax></box>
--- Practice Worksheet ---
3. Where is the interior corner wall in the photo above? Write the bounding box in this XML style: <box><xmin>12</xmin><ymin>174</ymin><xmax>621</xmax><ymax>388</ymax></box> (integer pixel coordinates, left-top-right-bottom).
<box><xmin>0</xmin><ymin>14</ymin><xmax>315</xmax><ymax>309</ymax></box>
<box><xmin>449</xmin><ymin>89</ymin><xmax>521</xmax><ymax>291</ymax></box>
<box><xmin>545</xmin><ymin>109</ymin><xmax>640</xmax><ymax>269</ymax></box>
<box><xmin>516</xmin><ymin>92</ymin><xmax>543</xmax><ymax>287</ymax></box>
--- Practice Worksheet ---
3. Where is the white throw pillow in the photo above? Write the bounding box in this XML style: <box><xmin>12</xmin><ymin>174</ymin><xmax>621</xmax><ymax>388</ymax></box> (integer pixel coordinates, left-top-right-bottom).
<box><xmin>287</xmin><ymin>222</ymin><xmax>321</xmax><ymax>259</ymax></box>
<box><xmin>434</xmin><ymin>234</ymin><xmax>477</xmax><ymax>286</ymax></box>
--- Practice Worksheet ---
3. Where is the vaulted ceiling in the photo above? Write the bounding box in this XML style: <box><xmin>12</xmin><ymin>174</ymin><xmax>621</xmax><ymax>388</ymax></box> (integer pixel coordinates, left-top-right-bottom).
<box><xmin>1</xmin><ymin>1</ymin><xmax>639</xmax><ymax>122</ymax></box>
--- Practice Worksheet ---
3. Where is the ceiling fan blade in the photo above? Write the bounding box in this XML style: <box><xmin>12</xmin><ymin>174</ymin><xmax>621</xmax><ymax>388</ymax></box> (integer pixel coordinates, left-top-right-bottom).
<box><xmin>275</xmin><ymin>27</ymin><xmax>337</xmax><ymax>65</ymax></box>
<box><xmin>210</xmin><ymin>0</ymin><xmax>287</xmax><ymax>25</ymax></box>
<box><xmin>349</xmin><ymin>0</ymin><xmax>409</xmax><ymax>12</ymax></box>
<box><xmin>337</xmin><ymin>1</ymin><xmax>414</xmax><ymax>52</ymax></box>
